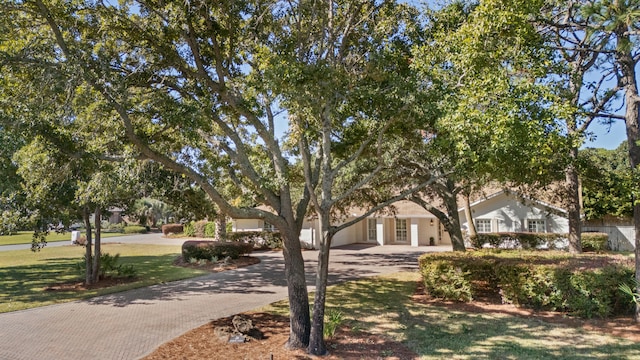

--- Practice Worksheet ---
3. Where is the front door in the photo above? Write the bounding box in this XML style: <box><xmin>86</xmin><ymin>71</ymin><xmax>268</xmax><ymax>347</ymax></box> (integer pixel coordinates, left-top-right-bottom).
<box><xmin>367</xmin><ymin>218</ymin><xmax>377</xmax><ymax>243</ymax></box>
<box><xmin>395</xmin><ymin>219</ymin><xmax>408</xmax><ymax>243</ymax></box>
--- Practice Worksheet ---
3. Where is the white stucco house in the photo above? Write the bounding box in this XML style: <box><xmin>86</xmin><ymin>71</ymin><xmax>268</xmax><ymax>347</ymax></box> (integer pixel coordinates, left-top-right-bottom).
<box><xmin>231</xmin><ymin>190</ymin><xmax>569</xmax><ymax>249</ymax></box>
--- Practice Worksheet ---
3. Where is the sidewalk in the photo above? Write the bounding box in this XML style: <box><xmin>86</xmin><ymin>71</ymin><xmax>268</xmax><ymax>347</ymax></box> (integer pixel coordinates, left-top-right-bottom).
<box><xmin>0</xmin><ymin>244</ymin><xmax>440</xmax><ymax>360</ymax></box>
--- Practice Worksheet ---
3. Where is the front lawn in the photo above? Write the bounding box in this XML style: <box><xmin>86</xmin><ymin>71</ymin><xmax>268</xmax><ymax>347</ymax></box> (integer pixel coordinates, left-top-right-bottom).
<box><xmin>147</xmin><ymin>272</ymin><xmax>640</xmax><ymax>359</ymax></box>
<box><xmin>0</xmin><ymin>231</ymin><xmax>130</xmax><ymax>246</ymax></box>
<box><xmin>272</xmin><ymin>273</ymin><xmax>640</xmax><ymax>359</ymax></box>
<box><xmin>0</xmin><ymin>243</ymin><xmax>208</xmax><ymax>313</ymax></box>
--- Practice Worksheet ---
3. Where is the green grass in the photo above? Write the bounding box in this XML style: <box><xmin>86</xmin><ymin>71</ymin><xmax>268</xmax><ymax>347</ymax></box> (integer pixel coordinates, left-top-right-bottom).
<box><xmin>0</xmin><ymin>231</ymin><xmax>130</xmax><ymax>246</ymax></box>
<box><xmin>0</xmin><ymin>243</ymin><xmax>207</xmax><ymax>313</ymax></box>
<box><xmin>261</xmin><ymin>272</ymin><xmax>640</xmax><ymax>359</ymax></box>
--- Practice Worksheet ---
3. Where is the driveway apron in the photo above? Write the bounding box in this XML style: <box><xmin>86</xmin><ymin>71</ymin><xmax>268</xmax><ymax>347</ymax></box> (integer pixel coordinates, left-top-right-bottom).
<box><xmin>0</xmin><ymin>244</ymin><xmax>445</xmax><ymax>360</ymax></box>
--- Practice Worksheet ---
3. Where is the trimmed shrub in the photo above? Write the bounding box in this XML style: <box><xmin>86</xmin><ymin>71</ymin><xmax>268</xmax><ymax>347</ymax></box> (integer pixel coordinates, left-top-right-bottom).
<box><xmin>123</xmin><ymin>225</ymin><xmax>148</xmax><ymax>234</ymax></box>
<box><xmin>581</xmin><ymin>232</ymin><xmax>609</xmax><ymax>252</ymax></box>
<box><xmin>470</xmin><ymin>232</ymin><xmax>566</xmax><ymax>250</ymax></box>
<box><xmin>418</xmin><ymin>251</ymin><xmax>635</xmax><ymax>318</ymax></box>
<box><xmin>204</xmin><ymin>222</ymin><xmax>216</xmax><ymax>238</ymax></box>
<box><xmin>193</xmin><ymin>220</ymin><xmax>208</xmax><ymax>238</ymax></box>
<box><xmin>183</xmin><ymin>222</ymin><xmax>195</xmax><ymax>237</ymax></box>
<box><xmin>76</xmin><ymin>252</ymin><xmax>137</xmax><ymax>278</ymax></box>
<box><xmin>181</xmin><ymin>240</ymin><xmax>254</xmax><ymax>260</ymax></box>
<box><xmin>162</xmin><ymin>223</ymin><xmax>183</xmax><ymax>235</ymax></box>
<box><xmin>421</xmin><ymin>260</ymin><xmax>472</xmax><ymax>302</ymax></box>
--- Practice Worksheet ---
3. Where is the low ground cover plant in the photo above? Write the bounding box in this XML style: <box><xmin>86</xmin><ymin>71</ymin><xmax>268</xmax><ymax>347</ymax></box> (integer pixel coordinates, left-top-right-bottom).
<box><xmin>419</xmin><ymin>250</ymin><xmax>635</xmax><ymax>318</ymax></box>
<box><xmin>76</xmin><ymin>252</ymin><xmax>137</xmax><ymax>279</ymax></box>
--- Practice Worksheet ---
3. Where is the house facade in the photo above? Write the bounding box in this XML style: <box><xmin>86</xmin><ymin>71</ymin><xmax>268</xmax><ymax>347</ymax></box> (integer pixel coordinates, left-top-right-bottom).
<box><xmin>231</xmin><ymin>190</ymin><xmax>570</xmax><ymax>249</ymax></box>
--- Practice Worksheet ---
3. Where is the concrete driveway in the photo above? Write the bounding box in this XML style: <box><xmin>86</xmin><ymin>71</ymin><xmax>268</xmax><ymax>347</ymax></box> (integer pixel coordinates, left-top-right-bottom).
<box><xmin>0</xmin><ymin>239</ymin><xmax>449</xmax><ymax>360</ymax></box>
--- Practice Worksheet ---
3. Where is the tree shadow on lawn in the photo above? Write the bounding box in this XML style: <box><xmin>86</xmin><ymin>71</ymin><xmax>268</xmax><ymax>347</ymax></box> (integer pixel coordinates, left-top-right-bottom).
<box><xmin>403</xmin><ymin>304</ymin><xmax>640</xmax><ymax>359</ymax></box>
<box><xmin>0</xmin><ymin>259</ymin><xmax>84</xmax><ymax>309</ymax></box>
<box><xmin>314</xmin><ymin>276</ymin><xmax>640</xmax><ymax>360</ymax></box>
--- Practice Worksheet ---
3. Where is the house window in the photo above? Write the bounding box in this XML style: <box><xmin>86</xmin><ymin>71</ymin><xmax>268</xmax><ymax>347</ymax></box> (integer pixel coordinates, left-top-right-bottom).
<box><xmin>528</xmin><ymin>219</ymin><xmax>546</xmax><ymax>233</ymax></box>
<box><xmin>396</xmin><ymin>219</ymin><xmax>407</xmax><ymax>242</ymax></box>
<box><xmin>476</xmin><ymin>219</ymin><xmax>492</xmax><ymax>233</ymax></box>
<box><xmin>367</xmin><ymin>218</ymin><xmax>377</xmax><ymax>241</ymax></box>
<box><xmin>263</xmin><ymin>221</ymin><xmax>276</xmax><ymax>232</ymax></box>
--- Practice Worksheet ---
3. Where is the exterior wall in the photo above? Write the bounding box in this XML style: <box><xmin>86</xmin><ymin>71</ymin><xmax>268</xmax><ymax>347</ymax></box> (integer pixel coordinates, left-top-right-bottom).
<box><xmin>583</xmin><ymin>216</ymin><xmax>636</xmax><ymax>251</ymax></box>
<box><xmin>439</xmin><ymin>226</ymin><xmax>452</xmax><ymax>245</ymax></box>
<box><xmin>332</xmin><ymin>226</ymin><xmax>355</xmax><ymax>247</ymax></box>
<box><xmin>459</xmin><ymin>193</ymin><xmax>569</xmax><ymax>234</ymax></box>
<box><xmin>418</xmin><ymin>218</ymin><xmax>439</xmax><ymax>245</ymax></box>
<box><xmin>232</xmin><ymin>219</ymin><xmax>263</xmax><ymax>232</ymax></box>
<box><xmin>300</xmin><ymin>220</ymin><xmax>317</xmax><ymax>249</ymax></box>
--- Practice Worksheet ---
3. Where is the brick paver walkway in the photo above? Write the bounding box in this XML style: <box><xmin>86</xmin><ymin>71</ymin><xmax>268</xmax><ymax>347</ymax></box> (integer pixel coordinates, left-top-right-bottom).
<box><xmin>0</xmin><ymin>243</ymin><xmax>442</xmax><ymax>360</ymax></box>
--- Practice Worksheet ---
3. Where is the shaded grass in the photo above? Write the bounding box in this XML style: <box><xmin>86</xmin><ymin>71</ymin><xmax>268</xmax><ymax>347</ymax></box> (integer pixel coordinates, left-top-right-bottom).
<box><xmin>0</xmin><ymin>231</ymin><xmax>128</xmax><ymax>246</ymax></box>
<box><xmin>261</xmin><ymin>272</ymin><xmax>640</xmax><ymax>359</ymax></box>
<box><xmin>0</xmin><ymin>244</ymin><xmax>207</xmax><ymax>313</ymax></box>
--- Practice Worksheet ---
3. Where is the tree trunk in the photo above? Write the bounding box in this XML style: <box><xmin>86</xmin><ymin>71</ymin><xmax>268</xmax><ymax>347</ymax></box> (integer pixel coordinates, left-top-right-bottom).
<box><xmin>214</xmin><ymin>214</ymin><xmax>226</xmax><ymax>241</ymax></box>
<box><xmin>308</xmin><ymin>213</ymin><xmax>331</xmax><ymax>356</ymax></box>
<box><xmin>463</xmin><ymin>194</ymin><xmax>476</xmax><ymax>238</ymax></box>
<box><xmin>442</xmin><ymin>183</ymin><xmax>466</xmax><ymax>252</ymax></box>
<box><xmin>565</xmin><ymin>150</ymin><xmax>582</xmax><ymax>254</ymax></box>
<box><xmin>281</xmin><ymin>228</ymin><xmax>311</xmax><ymax>349</ymax></box>
<box><xmin>83</xmin><ymin>206</ymin><xmax>93</xmax><ymax>285</ymax></box>
<box><xmin>92</xmin><ymin>207</ymin><xmax>102</xmax><ymax>283</ymax></box>
<box><xmin>615</xmin><ymin>27</ymin><xmax>640</xmax><ymax>322</ymax></box>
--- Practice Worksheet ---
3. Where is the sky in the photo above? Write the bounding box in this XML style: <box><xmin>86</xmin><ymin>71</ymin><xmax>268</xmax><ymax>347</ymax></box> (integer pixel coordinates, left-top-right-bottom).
<box><xmin>582</xmin><ymin>119</ymin><xmax>627</xmax><ymax>150</ymax></box>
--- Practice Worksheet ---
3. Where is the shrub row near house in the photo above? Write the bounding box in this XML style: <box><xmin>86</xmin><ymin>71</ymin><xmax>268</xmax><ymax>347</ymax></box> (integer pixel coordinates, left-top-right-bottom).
<box><xmin>419</xmin><ymin>250</ymin><xmax>635</xmax><ymax>318</ymax></box>
<box><xmin>162</xmin><ymin>223</ymin><xmax>183</xmax><ymax>235</ymax></box>
<box><xmin>469</xmin><ymin>232</ymin><xmax>565</xmax><ymax>249</ymax></box>
<box><xmin>181</xmin><ymin>240</ymin><xmax>254</xmax><ymax>261</ymax></box>
<box><xmin>227</xmin><ymin>231</ymin><xmax>283</xmax><ymax>249</ymax></box>
<box><xmin>581</xmin><ymin>232</ymin><xmax>610</xmax><ymax>251</ymax></box>
<box><xmin>182</xmin><ymin>220</ymin><xmax>218</xmax><ymax>238</ymax></box>
<box><xmin>469</xmin><ymin>232</ymin><xmax>609</xmax><ymax>252</ymax></box>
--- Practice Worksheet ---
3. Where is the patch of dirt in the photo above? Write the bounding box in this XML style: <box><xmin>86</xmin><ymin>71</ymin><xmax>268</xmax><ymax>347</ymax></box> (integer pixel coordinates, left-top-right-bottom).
<box><xmin>143</xmin><ymin>312</ymin><xmax>418</xmax><ymax>360</ymax></box>
<box><xmin>44</xmin><ymin>276</ymin><xmax>140</xmax><ymax>291</ymax></box>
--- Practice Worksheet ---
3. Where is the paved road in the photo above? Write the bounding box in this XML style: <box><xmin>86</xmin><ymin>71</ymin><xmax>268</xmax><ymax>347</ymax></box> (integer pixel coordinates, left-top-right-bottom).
<box><xmin>0</xmin><ymin>232</ymin><xmax>178</xmax><ymax>252</ymax></box>
<box><xmin>0</xmin><ymin>235</ymin><xmax>448</xmax><ymax>360</ymax></box>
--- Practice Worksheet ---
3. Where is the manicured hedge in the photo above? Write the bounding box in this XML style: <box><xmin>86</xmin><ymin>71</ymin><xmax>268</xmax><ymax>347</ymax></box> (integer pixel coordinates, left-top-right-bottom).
<box><xmin>469</xmin><ymin>232</ymin><xmax>610</xmax><ymax>252</ymax></box>
<box><xmin>469</xmin><ymin>232</ymin><xmax>566</xmax><ymax>250</ymax></box>
<box><xmin>181</xmin><ymin>240</ymin><xmax>254</xmax><ymax>261</ymax></box>
<box><xmin>581</xmin><ymin>232</ymin><xmax>610</xmax><ymax>252</ymax></box>
<box><xmin>204</xmin><ymin>222</ymin><xmax>216</xmax><ymax>238</ymax></box>
<box><xmin>419</xmin><ymin>251</ymin><xmax>635</xmax><ymax>318</ymax></box>
<box><xmin>193</xmin><ymin>220</ymin><xmax>208</xmax><ymax>238</ymax></box>
<box><xmin>162</xmin><ymin>223</ymin><xmax>183</xmax><ymax>235</ymax></box>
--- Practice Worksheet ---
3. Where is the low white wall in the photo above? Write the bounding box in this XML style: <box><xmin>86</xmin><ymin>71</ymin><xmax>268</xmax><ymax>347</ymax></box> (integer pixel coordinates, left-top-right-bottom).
<box><xmin>583</xmin><ymin>225</ymin><xmax>636</xmax><ymax>251</ymax></box>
